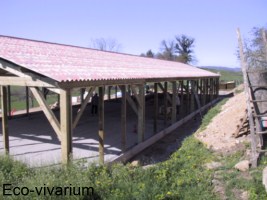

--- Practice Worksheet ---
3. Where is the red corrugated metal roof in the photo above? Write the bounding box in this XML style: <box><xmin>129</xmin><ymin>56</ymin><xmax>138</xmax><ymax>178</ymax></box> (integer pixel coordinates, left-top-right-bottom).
<box><xmin>0</xmin><ymin>36</ymin><xmax>219</xmax><ymax>82</ymax></box>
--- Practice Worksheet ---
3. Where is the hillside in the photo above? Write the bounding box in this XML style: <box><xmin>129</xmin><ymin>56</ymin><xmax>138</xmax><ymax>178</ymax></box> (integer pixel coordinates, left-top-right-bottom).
<box><xmin>199</xmin><ymin>66</ymin><xmax>243</xmax><ymax>84</ymax></box>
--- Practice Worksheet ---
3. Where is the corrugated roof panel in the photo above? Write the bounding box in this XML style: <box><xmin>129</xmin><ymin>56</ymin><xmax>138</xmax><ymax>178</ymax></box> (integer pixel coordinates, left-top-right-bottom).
<box><xmin>0</xmin><ymin>36</ymin><xmax>219</xmax><ymax>82</ymax></box>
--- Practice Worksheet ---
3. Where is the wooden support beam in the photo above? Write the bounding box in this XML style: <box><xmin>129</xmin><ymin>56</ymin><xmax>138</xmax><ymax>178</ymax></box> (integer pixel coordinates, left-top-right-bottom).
<box><xmin>73</xmin><ymin>87</ymin><xmax>95</xmax><ymax>129</ymax></box>
<box><xmin>158</xmin><ymin>82</ymin><xmax>172</xmax><ymax>103</ymax></box>
<box><xmin>60</xmin><ymin>89</ymin><xmax>73</xmax><ymax>164</ymax></box>
<box><xmin>80</xmin><ymin>88</ymin><xmax>85</xmax><ymax>103</ymax></box>
<box><xmin>237</xmin><ymin>28</ymin><xmax>258</xmax><ymax>167</ymax></box>
<box><xmin>130</xmin><ymin>85</ymin><xmax>141</xmax><ymax>106</ymax></box>
<box><xmin>164</xmin><ymin>82</ymin><xmax>168</xmax><ymax>126</ymax></box>
<box><xmin>108</xmin><ymin>86</ymin><xmax>112</xmax><ymax>100</ymax></box>
<box><xmin>0</xmin><ymin>60</ymin><xmax>58</xmax><ymax>87</ymax></box>
<box><xmin>186</xmin><ymin>80</ymin><xmax>190</xmax><ymax>114</ymax></box>
<box><xmin>125</xmin><ymin>92</ymin><xmax>138</xmax><ymax>115</ymax></box>
<box><xmin>7</xmin><ymin>86</ymin><xmax>11</xmax><ymax>117</ymax></box>
<box><xmin>190</xmin><ymin>81</ymin><xmax>195</xmax><ymax>113</ymax></box>
<box><xmin>180</xmin><ymin>81</ymin><xmax>184</xmax><ymax>117</ymax></box>
<box><xmin>153</xmin><ymin>83</ymin><xmax>158</xmax><ymax>134</ymax></box>
<box><xmin>30</xmin><ymin>87</ymin><xmax>61</xmax><ymax>140</ymax></box>
<box><xmin>192</xmin><ymin>80</ymin><xmax>202</xmax><ymax>118</ymax></box>
<box><xmin>115</xmin><ymin>85</ymin><xmax>118</xmax><ymax>99</ymax></box>
<box><xmin>98</xmin><ymin>86</ymin><xmax>105</xmax><ymax>164</ymax></box>
<box><xmin>120</xmin><ymin>85</ymin><xmax>127</xmax><ymax>152</ymax></box>
<box><xmin>1</xmin><ymin>86</ymin><xmax>9</xmax><ymax>154</ymax></box>
<box><xmin>137</xmin><ymin>84</ymin><xmax>145</xmax><ymax>143</ymax></box>
<box><xmin>26</xmin><ymin>86</ymin><xmax>29</xmax><ymax>117</ymax></box>
<box><xmin>0</xmin><ymin>76</ymin><xmax>57</xmax><ymax>88</ymax></box>
<box><xmin>171</xmin><ymin>81</ymin><xmax>177</xmax><ymax>124</ymax></box>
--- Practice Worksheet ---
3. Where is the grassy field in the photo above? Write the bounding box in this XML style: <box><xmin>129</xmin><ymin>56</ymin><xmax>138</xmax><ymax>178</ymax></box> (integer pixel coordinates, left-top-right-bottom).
<box><xmin>1</xmin><ymin>98</ymin><xmax>265</xmax><ymax>199</ymax></box>
<box><xmin>202</xmin><ymin>68</ymin><xmax>243</xmax><ymax>84</ymax></box>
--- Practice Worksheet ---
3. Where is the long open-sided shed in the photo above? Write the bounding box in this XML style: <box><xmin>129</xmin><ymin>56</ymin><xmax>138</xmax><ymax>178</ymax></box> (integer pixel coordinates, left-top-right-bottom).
<box><xmin>0</xmin><ymin>36</ymin><xmax>219</xmax><ymax>165</ymax></box>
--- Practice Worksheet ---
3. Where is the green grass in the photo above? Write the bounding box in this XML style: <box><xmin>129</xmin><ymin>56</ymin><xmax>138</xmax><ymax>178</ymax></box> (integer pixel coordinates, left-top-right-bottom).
<box><xmin>203</xmin><ymin>69</ymin><xmax>243</xmax><ymax>84</ymax></box>
<box><xmin>1</xmin><ymin>95</ymin><xmax>265</xmax><ymax>200</ymax></box>
<box><xmin>0</xmin><ymin>99</ymin><xmax>231</xmax><ymax>199</ymax></box>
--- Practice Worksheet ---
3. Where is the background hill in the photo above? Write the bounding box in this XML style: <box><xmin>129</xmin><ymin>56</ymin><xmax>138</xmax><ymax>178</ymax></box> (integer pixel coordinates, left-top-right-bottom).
<box><xmin>199</xmin><ymin>66</ymin><xmax>243</xmax><ymax>84</ymax></box>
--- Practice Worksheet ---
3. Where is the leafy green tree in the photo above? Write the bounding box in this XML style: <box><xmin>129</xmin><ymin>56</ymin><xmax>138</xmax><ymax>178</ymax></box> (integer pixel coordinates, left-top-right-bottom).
<box><xmin>174</xmin><ymin>34</ymin><xmax>195</xmax><ymax>64</ymax></box>
<box><xmin>140</xmin><ymin>49</ymin><xmax>155</xmax><ymax>58</ymax></box>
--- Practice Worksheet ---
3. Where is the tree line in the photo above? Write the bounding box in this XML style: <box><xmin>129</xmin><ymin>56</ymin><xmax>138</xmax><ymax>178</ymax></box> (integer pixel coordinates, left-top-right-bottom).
<box><xmin>140</xmin><ymin>34</ymin><xmax>196</xmax><ymax>64</ymax></box>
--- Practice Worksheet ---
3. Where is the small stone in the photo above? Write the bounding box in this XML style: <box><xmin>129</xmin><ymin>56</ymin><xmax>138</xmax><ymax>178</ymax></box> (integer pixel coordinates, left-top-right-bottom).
<box><xmin>142</xmin><ymin>164</ymin><xmax>154</xmax><ymax>169</ymax></box>
<box><xmin>205</xmin><ymin>161</ymin><xmax>222</xmax><ymax>170</ymax></box>
<box><xmin>130</xmin><ymin>160</ymin><xmax>140</xmax><ymax>167</ymax></box>
<box><xmin>234</xmin><ymin>160</ymin><xmax>250</xmax><ymax>172</ymax></box>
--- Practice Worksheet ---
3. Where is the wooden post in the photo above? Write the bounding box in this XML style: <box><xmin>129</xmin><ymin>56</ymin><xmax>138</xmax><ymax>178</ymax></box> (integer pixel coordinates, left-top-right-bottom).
<box><xmin>164</xmin><ymin>82</ymin><xmax>168</xmax><ymax>126</ymax></box>
<box><xmin>262</xmin><ymin>29</ymin><xmax>267</xmax><ymax>60</ymax></box>
<box><xmin>120</xmin><ymin>85</ymin><xmax>126</xmax><ymax>152</ymax></box>
<box><xmin>98</xmin><ymin>86</ymin><xmax>105</xmax><ymax>164</ymax></box>
<box><xmin>80</xmin><ymin>88</ymin><xmax>85</xmax><ymax>103</ymax></box>
<box><xmin>171</xmin><ymin>81</ymin><xmax>177</xmax><ymax>124</ymax></box>
<box><xmin>26</xmin><ymin>86</ymin><xmax>29</xmax><ymax>117</ymax></box>
<box><xmin>153</xmin><ymin>83</ymin><xmax>158</xmax><ymax>134</ymax></box>
<box><xmin>108</xmin><ymin>86</ymin><xmax>111</xmax><ymax>100</ymax></box>
<box><xmin>190</xmin><ymin>81</ymin><xmax>195</xmax><ymax>113</ymax></box>
<box><xmin>210</xmin><ymin>78</ymin><xmax>213</xmax><ymax>101</ymax></box>
<box><xmin>237</xmin><ymin>28</ymin><xmax>258</xmax><ymax>167</ymax></box>
<box><xmin>1</xmin><ymin>86</ymin><xmax>9</xmax><ymax>154</ymax></box>
<box><xmin>115</xmin><ymin>85</ymin><xmax>118</xmax><ymax>99</ymax></box>
<box><xmin>138</xmin><ymin>84</ymin><xmax>145</xmax><ymax>143</ymax></box>
<box><xmin>7</xmin><ymin>86</ymin><xmax>11</xmax><ymax>117</ymax></box>
<box><xmin>180</xmin><ymin>81</ymin><xmax>184</xmax><ymax>117</ymax></box>
<box><xmin>60</xmin><ymin>89</ymin><xmax>73</xmax><ymax>164</ymax></box>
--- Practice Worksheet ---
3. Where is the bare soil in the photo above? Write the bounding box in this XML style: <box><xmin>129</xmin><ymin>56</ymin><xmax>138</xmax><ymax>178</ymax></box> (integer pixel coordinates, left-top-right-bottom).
<box><xmin>195</xmin><ymin>91</ymin><xmax>249</xmax><ymax>155</ymax></box>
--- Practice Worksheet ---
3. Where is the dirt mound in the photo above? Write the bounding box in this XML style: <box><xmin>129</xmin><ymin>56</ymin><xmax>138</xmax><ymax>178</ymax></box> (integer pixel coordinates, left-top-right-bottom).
<box><xmin>196</xmin><ymin>92</ymin><xmax>248</xmax><ymax>153</ymax></box>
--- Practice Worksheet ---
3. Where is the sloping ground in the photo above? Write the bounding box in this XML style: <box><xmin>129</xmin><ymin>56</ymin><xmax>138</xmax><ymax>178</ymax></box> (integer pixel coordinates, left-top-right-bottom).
<box><xmin>196</xmin><ymin>92</ymin><xmax>248</xmax><ymax>153</ymax></box>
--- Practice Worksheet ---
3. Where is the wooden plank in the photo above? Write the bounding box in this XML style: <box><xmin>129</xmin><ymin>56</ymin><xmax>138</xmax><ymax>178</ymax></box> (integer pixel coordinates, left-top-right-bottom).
<box><xmin>98</xmin><ymin>86</ymin><xmax>105</xmax><ymax>164</ymax></box>
<box><xmin>60</xmin><ymin>89</ymin><xmax>73</xmax><ymax>164</ymax></box>
<box><xmin>120</xmin><ymin>85</ymin><xmax>127</xmax><ymax>152</ymax></box>
<box><xmin>30</xmin><ymin>87</ymin><xmax>61</xmax><ymax>140</ymax></box>
<box><xmin>237</xmin><ymin>28</ymin><xmax>258</xmax><ymax>167</ymax></box>
<box><xmin>138</xmin><ymin>84</ymin><xmax>145</xmax><ymax>143</ymax></box>
<box><xmin>153</xmin><ymin>83</ymin><xmax>158</xmax><ymax>133</ymax></box>
<box><xmin>1</xmin><ymin>86</ymin><xmax>9</xmax><ymax>154</ymax></box>
<box><xmin>111</xmin><ymin>98</ymin><xmax>220</xmax><ymax>163</ymax></box>
<box><xmin>73</xmin><ymin>87</ymin><xmax>95</xmax><ymax>129</ymax></box>
<box><xmin>171</xmin><ymin>81</ymin><xmax>177</xmax><ymax>124</ymax></box>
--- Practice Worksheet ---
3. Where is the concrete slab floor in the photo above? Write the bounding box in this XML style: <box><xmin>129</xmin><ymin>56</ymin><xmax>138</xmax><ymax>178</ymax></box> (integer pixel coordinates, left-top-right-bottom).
<box><xmin>0</xmin><ymin>98</ymin><xmax>172</xmax><ymax>167</ymax></box>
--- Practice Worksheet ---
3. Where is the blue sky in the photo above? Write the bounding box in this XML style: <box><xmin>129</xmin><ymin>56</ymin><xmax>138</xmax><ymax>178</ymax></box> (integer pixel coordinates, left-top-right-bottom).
<box><xmin>1</xmin><ymin>0</ymin><xmax>266</xmax><ymax>67</ymax></box>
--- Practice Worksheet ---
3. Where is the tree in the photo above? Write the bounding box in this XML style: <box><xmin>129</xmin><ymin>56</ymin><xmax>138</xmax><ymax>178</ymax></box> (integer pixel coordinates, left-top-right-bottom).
<box><xmin>243</xmin><ymin>26</ymin><xmax>267</xmax><ymax>69</ymax></box>
<box><xmin>157</xmin><ymin>40</ymin><xmax>176</xmax><ymax>61</ymax></box>
<box><xmin>89</xmin><ymin>38</ymin><xmax>122</xmax><ymax>52</ymax></box>
<box><xmin>174</xmin><ymin>35</ymin><xmax>195</xmax><ymax>64</ymax></box>
<box><xmin>140</xmin><ymin>49</ymin><xmax>155</xmax><ymax>58</ymax></box>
